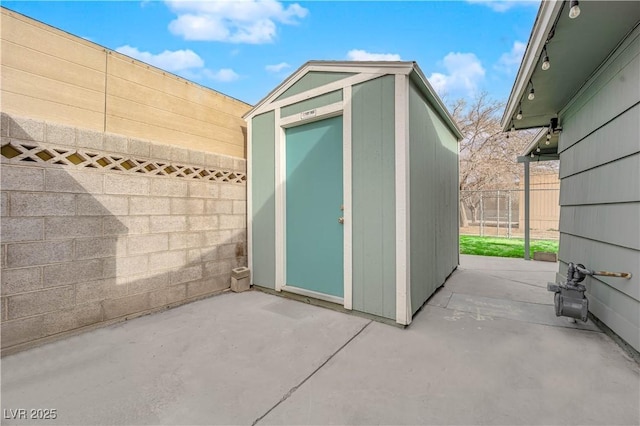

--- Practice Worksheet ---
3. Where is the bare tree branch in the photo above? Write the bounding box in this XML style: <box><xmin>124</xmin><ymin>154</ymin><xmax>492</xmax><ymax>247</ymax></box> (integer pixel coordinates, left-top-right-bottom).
<box><xmin>452</xmin><ymin>92</ymin><xmax>558</xmax><ymax>225</ymax></box>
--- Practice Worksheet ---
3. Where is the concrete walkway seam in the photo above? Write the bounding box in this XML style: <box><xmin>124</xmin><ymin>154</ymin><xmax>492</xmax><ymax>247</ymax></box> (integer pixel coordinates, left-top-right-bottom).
<box><xmin>252</xmin><ymin>320</ymin><xmax>372</xmax><ymax>425</ymax></box>
<box><xmin>483</xmin><ymin>273</ymin><xmax>550</xmax><ymax>289</ymax></box>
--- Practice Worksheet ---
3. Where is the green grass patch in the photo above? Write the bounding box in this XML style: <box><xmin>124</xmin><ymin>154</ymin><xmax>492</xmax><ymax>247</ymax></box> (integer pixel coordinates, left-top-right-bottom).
<box><xmin>460</xmin><ymin>235</ymin><xmax>559</xmax><ymax>258</ymax></box>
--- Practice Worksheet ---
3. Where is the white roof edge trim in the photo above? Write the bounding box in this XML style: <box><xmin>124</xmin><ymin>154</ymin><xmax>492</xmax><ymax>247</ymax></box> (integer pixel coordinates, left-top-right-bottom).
<box><xmin>243</xmin><ymin>60</ymin><xmax>461</xmax><ymax>141</ymax></box>
<box><xmin>307</xmin><ymin>65</ymin><xmax>411</xmax><ymax>75</ymax></box>
<box><xmin>409</xmin><ymin>64</ymin><xmax>464</xmax><ymax>141</ymax></box>
<box><xmin>500</xmin><ymin>0</ymin><xmax>564</xmax><ymax>131</ymax></box>
<box><xmin>521</xmin><ymin>127</ymin><xmax>547</xmax><ymax>156</ymax></box>
<box><xmin>243</xmin><ymin>60</ymin><xmax>415</xmax><ymax>120</ymax></box>
<box><xmin>243</xmin><ymin>61</ymin><xmax>308</xmax><ymax>120</ymax></box>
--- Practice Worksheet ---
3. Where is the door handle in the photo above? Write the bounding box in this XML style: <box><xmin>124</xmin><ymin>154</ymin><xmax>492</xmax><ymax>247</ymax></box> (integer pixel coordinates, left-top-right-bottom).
<box><xmin>338</xmin><ymin>217</ymin><xmax>344</xmax><ymax>224</ymax></box>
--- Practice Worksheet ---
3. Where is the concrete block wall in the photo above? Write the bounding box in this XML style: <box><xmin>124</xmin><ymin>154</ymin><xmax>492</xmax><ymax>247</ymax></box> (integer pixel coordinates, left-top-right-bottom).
<box><xmin>0</xmin><ymin>113</ymin><xmax>247</xmax><ymax>353</ymax></box>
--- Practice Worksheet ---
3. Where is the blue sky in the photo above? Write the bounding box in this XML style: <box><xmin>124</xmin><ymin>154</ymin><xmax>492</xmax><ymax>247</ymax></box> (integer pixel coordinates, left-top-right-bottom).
<box><xmin>4</xmin><ymin>1</ymin><xmax>539</xmax><ymax>106</ymax></box>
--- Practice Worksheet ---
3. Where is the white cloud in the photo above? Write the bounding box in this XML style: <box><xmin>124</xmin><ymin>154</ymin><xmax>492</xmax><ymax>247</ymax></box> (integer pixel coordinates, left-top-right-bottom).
<box><xmin>347</xmin><ymin>49</ymin><xmax>401</xmax><ymax>61</ymax></box>
<box><xmin>265</xmin><ymin>62</ymin><xmax>291</xmax><ymax>73</ymax></box>
<box><xmin>166</xmin><ymin>0</ymin><xmax>308</xmax><ymax>44</ymax></box>
<box><xmin>495</xmin><ymin>41</ymin><xmax>526</xmax><ymax>74</ymax></box>
<box><xmin>466</xmin><ymin>0</ymin><xmax>540</xmax><ymax>13</ymax></box>
<box><xmin>427</xmin><ymin>52</ymin><xmax>485</xmax><ymax>98</ymax></box>
<box><xmin>203</xmin><ymin>68</ymin><xmax>240</xmax><ymax>82</ymax></box>
<box><xmin>116</xmin><ymin>45</ymin><xmax>204</xmax><ymax>72</ymax></box>
<box><xmin>116</xmin><ymin>45</ymin><xmax>238</xmax><ymax>84</ymax></box>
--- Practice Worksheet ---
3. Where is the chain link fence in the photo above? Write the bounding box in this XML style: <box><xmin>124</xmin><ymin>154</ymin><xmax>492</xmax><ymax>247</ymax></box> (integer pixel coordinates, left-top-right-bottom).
<box><xmin>460</xmin><ymin>189</ymin><xmax>560</xmax><ymax>240</ymax></box>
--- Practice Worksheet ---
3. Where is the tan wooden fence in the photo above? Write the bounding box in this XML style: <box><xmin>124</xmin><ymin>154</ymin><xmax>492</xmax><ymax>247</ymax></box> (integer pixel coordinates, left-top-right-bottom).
<box><xmin>460</xmin><ymin>174</ymin><xmax>560</xmax><ymax>240</ymax></box>
<box><xmin>518</xmin><ymin>173</ymin><xmax>560</xmax><ymax>232</ymax></box>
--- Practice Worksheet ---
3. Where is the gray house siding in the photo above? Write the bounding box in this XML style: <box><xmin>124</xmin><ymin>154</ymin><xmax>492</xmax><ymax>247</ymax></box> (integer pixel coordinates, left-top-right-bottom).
<box><xmin>408</xmin><ymin>80</ymin><xmax>459</xmax><ymax>313</ymax></box>
<box><xmin>351</xmin><ymin>75</ymin><xmax>396</xmax><ymax>319</ymax></box>
<box><xmin>557</xmin><ymin>27</ymin><xmax>640</xmax><ymax>351</ymax></box>
<box><xmin>251</xmin><ymin>111</ymin><xmax>276</xmax><ymax>289</ymax></box>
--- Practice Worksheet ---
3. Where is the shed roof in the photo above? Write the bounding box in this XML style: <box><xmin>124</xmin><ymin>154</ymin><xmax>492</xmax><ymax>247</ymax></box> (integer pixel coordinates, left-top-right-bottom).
<box><xmin>244</xmin><ymin>60</ymin><xmax>462</xmax><ymax>140</ymax></box>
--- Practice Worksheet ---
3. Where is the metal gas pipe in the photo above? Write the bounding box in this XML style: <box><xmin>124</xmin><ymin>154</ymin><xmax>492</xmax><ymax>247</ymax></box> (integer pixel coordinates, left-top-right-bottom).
<box><xmin>547</xmin><ymin>262</ymin><xmax>632</xmax><ymax>322</ymax></box>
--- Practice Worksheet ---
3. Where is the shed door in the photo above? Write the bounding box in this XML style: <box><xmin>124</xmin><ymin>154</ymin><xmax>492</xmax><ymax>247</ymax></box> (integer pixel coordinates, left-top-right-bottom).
<box><xmin>285</xmin><ymin>116</ymin><xmax>344</xmax><ymax>298</ymax></box>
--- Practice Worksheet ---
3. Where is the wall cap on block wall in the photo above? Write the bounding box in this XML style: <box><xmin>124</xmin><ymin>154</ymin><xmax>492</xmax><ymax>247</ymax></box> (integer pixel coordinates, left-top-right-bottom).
<box><xmin>1</xmin><ymin>114</ymin><xmax>247</xmax><ymax>185</ymax></box>
<box><xmin>1</xmin><ymin>113</ymin><xmax>247</xmax><ymax>173</ymax></box>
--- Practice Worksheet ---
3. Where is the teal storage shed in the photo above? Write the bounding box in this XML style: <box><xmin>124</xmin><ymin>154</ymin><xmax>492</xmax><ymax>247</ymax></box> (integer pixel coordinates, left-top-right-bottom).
<box><xmin>244</xmin><ymin>61</ymin><xmax>462</xmax><ymax>325</ymax></box>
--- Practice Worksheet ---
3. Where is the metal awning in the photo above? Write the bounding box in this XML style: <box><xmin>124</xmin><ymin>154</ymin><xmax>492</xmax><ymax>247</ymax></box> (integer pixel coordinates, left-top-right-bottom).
<box><xmin>501</xmin><ymin>0</ymin><xmax>639</xmax><ymax>259</ymax></box>
<box><xmin>501</xmin><ymin>1</ymin><xmax>640</xmax><ymax>133</ymax></box>
<box><xmin>518</xmin><ymin>128</ymin><xmax>560</xmax><ymax>161</ymax></box>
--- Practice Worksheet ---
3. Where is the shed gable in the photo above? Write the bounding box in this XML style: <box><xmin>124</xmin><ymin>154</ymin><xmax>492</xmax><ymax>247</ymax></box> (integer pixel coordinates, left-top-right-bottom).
<box><xmin>275</xmin><ymin>71</ymin><xmax>355</xmax><ymax>101</ymax></box>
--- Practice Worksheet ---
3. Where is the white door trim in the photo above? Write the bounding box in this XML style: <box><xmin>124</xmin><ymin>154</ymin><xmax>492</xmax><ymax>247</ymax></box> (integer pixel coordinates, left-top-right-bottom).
<box><xmin>280</xmin><ymin>101</ymin><xmax>344</xmax><ymax>128</ymax></box>
<box><xmin>247</xmin><ymin>118</ymin><xmax>253</xmax><ymax>283</ymax></box>
<box><xmin>394</xmin><ymin>73</ymin><xmax>411</xmax><ymax>325</ymax></box>
<box><xmin>342</xmin><ymin>86</ymin><xmax>353</xmax><ymax>310</ymax></box>
<box><xmin>275</xmin><ymin>104</ymin><xmax>351</xmax><ymax>308</ymax></box>
<box><xmin>274</xmin><ymin>107</ymin><xmax>284</xmax><ymax>292</ymax></box>
<box><xmin>282</xmin><ymin>285</ymin><xmax>345</xmax><ymax>305</ymax></box>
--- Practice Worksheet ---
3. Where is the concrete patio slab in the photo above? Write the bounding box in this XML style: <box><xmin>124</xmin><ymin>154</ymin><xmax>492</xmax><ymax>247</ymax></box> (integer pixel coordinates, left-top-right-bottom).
<box><xmin>262</xmin><ymin>304</ymin><xmax>638</xmax><ymax>425</ymax></box>
<box><xmin>1</xmin><ymin>255</ymin><xmax>638</xmax><ymax>425</ymax></box>
<box><xmin>444</xmin><ymin>268</ymin><xmax>552</xmax><ymax>305</ymax></box>
<box><xmin>458</xmin><ymin>255</ymin><xmax>559</xmax><ymax>272</ymax></box>
<box><xmin>0</xmin><ymin>292</ymin><xmax>369</xmax><ymax>425</ymax></box>
<box><xmin>446</xmin><ymin>293</ymin><xmax>600</xmax><ymax>331</ymax></box>
<box><xmin>261</xmin><ymin>256</ymin><xmax>639</xmax><ymax>425</ymax></box>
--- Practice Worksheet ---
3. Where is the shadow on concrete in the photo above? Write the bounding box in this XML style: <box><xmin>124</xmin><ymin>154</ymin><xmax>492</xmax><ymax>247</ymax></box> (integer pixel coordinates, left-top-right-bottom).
<box><xmin>0</xmin><ymin>255</ymin><xmax>638</xmax><ymax>425</ymax></box>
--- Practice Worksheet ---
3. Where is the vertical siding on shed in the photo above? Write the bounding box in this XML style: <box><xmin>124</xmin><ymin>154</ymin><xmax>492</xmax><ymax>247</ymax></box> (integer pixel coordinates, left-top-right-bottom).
<box><xmin>351</xmin><ymin>75</ymin><xmax>396</xmax><ymax>319</ymax></box>
<box><xmin>408</xmin><ymin>81</ymin><xmax>459</xmax><ymax>313</ymax></box>
<box><xmin>434</xmin><ymin>96</ymin><xmax>460</xmax><ymax>292</ymax></box>
<box><xmin>557</xmin><ymin>27</ymin><xmax>640</xmax><ymax>351</ymax></box>
<box><xmin>276</xmin><ymin>72</ymin><xmax>355</xmax><ymax>101</ymax></box>
<box><xmin>251</xmin><ymin>111</ymin><xmax>276</xmax><ymax>288</ymax></box>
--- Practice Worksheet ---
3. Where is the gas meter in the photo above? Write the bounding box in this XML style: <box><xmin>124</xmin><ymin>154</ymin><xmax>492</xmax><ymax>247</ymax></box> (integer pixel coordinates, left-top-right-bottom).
<box><xmin>548</xmin><ymin>262</ymin><xmax>631</xmax><ymax>322</ymax></box>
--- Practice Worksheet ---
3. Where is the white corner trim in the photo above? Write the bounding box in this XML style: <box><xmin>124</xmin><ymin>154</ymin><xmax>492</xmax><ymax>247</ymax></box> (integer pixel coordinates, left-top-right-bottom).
<box><xmin>279</xmin><ymin>101</ymin><xmax>344</xmax><ymax>128</ymax></box>
<box><xmin>247</xmin><ymin>119</ymin><xmax>253</xmax><ymax>283</ymax></box>
<box><xmin>343</xmin><ymin>85</ymin><xmax>353</xmax><ymax>310</ymax></box>
<box><xmin>394</xmin><ymin>74</ymin><xmax>411</xmax><ymax>325</ymax></box>
<box><xmin>274</xmin><ymin>107</ymin><xmax>284</xmax><ymax>292</ymax></box>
